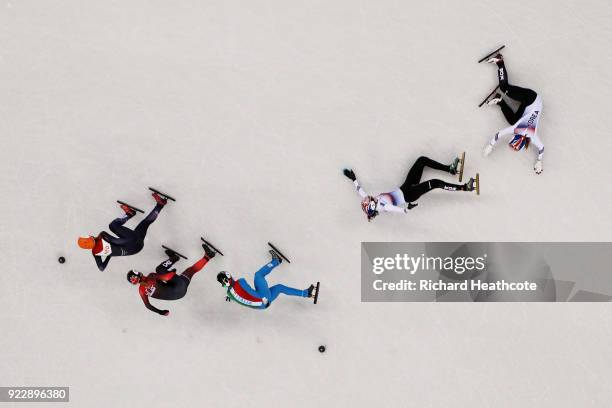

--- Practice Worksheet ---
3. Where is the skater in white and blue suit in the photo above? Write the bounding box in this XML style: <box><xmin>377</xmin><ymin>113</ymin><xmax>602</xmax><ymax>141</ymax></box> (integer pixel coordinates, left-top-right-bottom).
<box><xmin>483</xmin><ymin>52</ymin><xmax>544</xmax><ymax>174</ymax></box>
<box><xmin>343</xmin><ymin>155</ymin><xmax>478</xmax><ymax>222</ymax></box>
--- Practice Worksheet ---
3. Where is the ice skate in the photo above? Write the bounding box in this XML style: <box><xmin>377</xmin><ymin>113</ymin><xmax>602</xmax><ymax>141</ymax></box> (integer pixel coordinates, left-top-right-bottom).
<box><xmin>269</xmin><ymin>249</ymin><xmax>283</xmax><ymax>264</ymax></box>
<box><xmin>449</xmin><ymin>156</ymin><xmax>460</xmax><ymax>175</ymax></box>
<box><xmin>464</xmin><ymin>174</ymin><xmax>481</xmax><ymax>195</ymax></box>
<box><xmin>202</xmin><ymin>242</ymin><xmax>216</xmax><ymax>259</ymax></box>
<box><xmin>162</xmin><ymin>248</ymin><xmax>180</xmax><ymax>263</ymax></box>
<box><xmin>464</xmin><ymin>177</ymin><xmax>476</xmax><ymax>192</ymax></box>
<box><xmin>310</xmin><ymin>282</ymin><xmax>321</xmax><ymax>304</ymax></box>
<box><xmin>116</xmin><ymin>200</ymin><xmax>144</xmax><ymax>214</ymax></box>
<box><xmin>119</xmin><ymin>203</ymin><xmax>136</xmax><ymax>217</ymax></box>
<box><xmin>449</xmin><ymin>151</ymin><xmax>465</xmax><ymax>180</ymax></box>
<box><xmin>486</xmin><ymin>93</ymin><xmax>503</xmax><ymax>105</ymax></box>
<box><xmin>449</xmin><ymin>152</ymin><xmax>466</xmax><ymax>181</ymax></box>
<box><xmin>201</xmin><ymin>237</ymin><xmax>225</xmax><ymax>256</ymax></box>
<box><xmin>161</xmin><ymin>245</ymin><xmax>188</xmax><ymax>260</ymax></box>
<box><xmin>478</xmin><ymin>85</ymin><xmax>501</xmax><ymax>107</ymax></box>
<box><xmin>148</xmin><ymin>187</ymin><xmax>176</xmax><ymax>203</ymax></box>
<box><xmin>152</xmin><ymin>192</ymin><xmax>168</xmax><ymax>206</ymax></box>
<box><xmin>267</xmin><ymin>242</ymin><xmax>291</xmax><ymax>263</ymax></box>
<box><xmin>478</xmin><ymin>45</ymin><xmax>505</xmax><ymax>63</ymax></box>
<box><xmin>486</xmin><ymin>53</ymin><xmax>504</xmax><ymax>64</ymax></box>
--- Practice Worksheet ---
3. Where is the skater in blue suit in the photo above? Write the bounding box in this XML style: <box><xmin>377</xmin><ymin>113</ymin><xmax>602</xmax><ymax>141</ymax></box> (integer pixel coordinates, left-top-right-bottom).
<box><xmin>217</xmin><ymin>250</ymin><xmax>317</xmax><ymax>309</ymax></box>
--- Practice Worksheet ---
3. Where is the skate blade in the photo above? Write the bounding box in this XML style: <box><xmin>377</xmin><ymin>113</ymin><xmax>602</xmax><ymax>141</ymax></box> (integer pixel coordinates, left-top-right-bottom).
<box><xmin>478</xmin><ymin>45</ymin><xmax>505</xmax><ymax>63</ymax></box>
<box><xmin>148</xmin><ymin>187</ymin><xmax>176</xmax><ymax>201</ymax></box>
<box><xmin>117</xmin><ymin>200</ymin><xmax>144</xmax><ymax>213</ymax></box>
<box><xmin>161</xmin><ymin>245</ymin><xmax>188</xmax><ymax>260</ymax></box>
<box><xmin>267</xmin><ymin>242</ymin><xmax>291</xmax><ymax>263</ymax></box>
<box><xmin>478</xmin><ymin>85</ymin><xmax>501</xmax><ymax>108</ymax></box>
<box><xmin>201</xmin><ymin>237</ymin><xmax>224</xmax><ymax>256</ymax></box>
<box><xmin>313</xmin><ymin>282</ymin><xmax>320</xmax><ymax>304</ymax></box>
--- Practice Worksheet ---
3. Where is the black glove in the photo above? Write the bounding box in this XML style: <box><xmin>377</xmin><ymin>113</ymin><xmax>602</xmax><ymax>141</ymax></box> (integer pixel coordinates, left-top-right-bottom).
<box><xmin>407</xmin><ymin>203</ymin><xmax>418</xmax><ymax>210</ymax></box>
<box><xmin>343</xmin><ymin>168</ymin><xmax>356</xmax><ymax>181</ymax></box>
<box><xmin>160</xmin><ymin>310</ymin><xmax>170</xmax><ymax>316</ymax></box>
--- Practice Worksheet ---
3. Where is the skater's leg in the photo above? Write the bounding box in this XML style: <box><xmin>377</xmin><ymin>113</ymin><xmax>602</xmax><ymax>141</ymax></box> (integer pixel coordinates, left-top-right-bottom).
<box><xmin>133</xmin><ymin>204</ymin><xmax>164</xmax><ymax>240</ymax></box>
<box><xmin>402</xmin><ymin>179</ymin><xmax>466</xmax><ymax>202</ymax></box>
<box><xmin>510</xmin><ymin>92</ymin><xmax>538</xmax><ymax>124</ymax></box>
<box><xmin>504</xmin><ymin>86</ymin><xmax>537</xmax><ymax>106</ymax></box>
<box><xmin>427</xmin><ymin>179</ymin><xmax>465</xmax><ymax>192</ymax></box>
<box><xmin>268</xmin><ymin>284</ymin><xmax>308</xmax><ymax>302</ymax></box>
<box><xmin>256</xmin><ymin>258</ymin><xmax>281</xmax><ymax>280</ymax></box>
<box><xmin>496</xmin><ymin>61</ymin><xmax>537</xmax><ymax>106</ymax></box>
<box><xmin>496</xmin><ymin>60</ymin><xmax>510</xmax><ymax>92</ymax></box>
<box><xmin>252</xmin><ymin>258</ymin><xmax>281</xmax><ymax>300</ymax></box>
<box><xmin>401</xmin><ymin>156</ymin><xmax>453</xmax><ymax>190</ymax></box>
<box><xmin>498</xmin><ymin>100</ymin><xmax>519</xmax><ymax>125</ymax></box>
<box><xmin>108</xmin><ymin>215</ymin><xmax>136</xmax><ymax>239</ymax></box>
<box><xmin>109</xmin><ymin>213</ymin><xmax>133</xmax><ymax>227</ymax></box>
<box><xmin>155</xmin><ymin>255</ymin><xmax>181</xmax><ymax>274</ymax></box>
<box><xmin>180</xmin><ymin>255</ymin><xmax>210</xmax><ymax>281</ymax></box>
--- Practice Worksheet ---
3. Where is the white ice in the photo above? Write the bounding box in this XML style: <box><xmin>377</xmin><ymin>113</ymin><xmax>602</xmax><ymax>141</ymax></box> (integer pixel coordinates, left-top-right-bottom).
<box><xmin>1</xmin><ymin>0</ymin><xmax>612</xmax><ymax>407</ymax></box>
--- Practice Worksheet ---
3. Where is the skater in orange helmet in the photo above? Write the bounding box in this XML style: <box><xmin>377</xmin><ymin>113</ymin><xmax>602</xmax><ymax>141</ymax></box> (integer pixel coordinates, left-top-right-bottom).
<box><xmin>78</xmin><ymin>190</ymin><xmax>171</xmax><ymax>271</ymax></box>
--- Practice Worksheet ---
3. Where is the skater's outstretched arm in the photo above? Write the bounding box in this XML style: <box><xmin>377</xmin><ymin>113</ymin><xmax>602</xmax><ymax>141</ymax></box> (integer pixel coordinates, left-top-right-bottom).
<box><xmin>530</xmin><ymin>134</ymin><xmax>544</xmax><ymax>161</ymax></box>
<box><xmin>379</xmin><ymin>202</ymin><xmax>409</xmax><ymax>214</ymax></box>
<box><xmin>94</xmin><ymin>255</ymin><xmax>111</xmax><ymax>271</ymax></box>
<box><xmin>138</xmin><ymin>286</ymin><xmax>169</xmax><ymax>316</ymax></box>
<box><xmin>489</xmin><ymin>125</ymin><xmax>516</xmax><ymax>146</ymax></box>
<box><xmin>343</xmin><ymin>169</ymin><xmax>368</xmax><ymax>198</ymax></box>
<box><xmin>99</xmin><ymin>231</ymin><xmax>126</xmax><ymax>246</ymax></box>
<box><xmin>531</xmin><ymin>134</ymin><xmax>544</xmax><ymax>174</ymax></box>
<box><xmin>484</xmin><ymin>126</ymin><xmax>516</xmax><ymax>156</ymax></box>
<box><xmin>354</xmin><ymin>180</ymin><xmax>368</xmax><ymax>198</ymax></box>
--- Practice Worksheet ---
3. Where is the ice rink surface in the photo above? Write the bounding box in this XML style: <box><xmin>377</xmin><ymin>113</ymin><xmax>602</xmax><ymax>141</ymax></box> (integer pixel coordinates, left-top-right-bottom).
<box><xmin>2</xmin><ymin>0</ymin><xmax>612</xmax><ymax>406</ymax></box>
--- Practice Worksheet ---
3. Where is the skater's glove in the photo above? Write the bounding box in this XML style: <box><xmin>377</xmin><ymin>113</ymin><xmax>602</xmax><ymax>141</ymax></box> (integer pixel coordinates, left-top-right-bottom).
<box><xmin>483</xmin><ymin>143</ymin><xmax>494</xmax><ymax>157</ymax></box>
<box><xmin>406</xmin><ymin>203</ymin><xmax>418</xmax><ymax>211</ymax></box>
<box><xmin>160</xmin><ymin>310</ymin><xmax>170</xmax><ymax>316</ymax></box>
<box><xmin>343</xmin><ymin>168</ymin><xmax>356</xmax><ymax>181</ymax></box>
<box><xmin>534</xmin><ymin>159</ymin><xmax>543</xmax><ymax>175</ymax></box>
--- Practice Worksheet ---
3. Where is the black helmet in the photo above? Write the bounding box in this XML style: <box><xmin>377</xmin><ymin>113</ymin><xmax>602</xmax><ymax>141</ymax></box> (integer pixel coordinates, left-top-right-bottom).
<box><xmin>217</xmin><ymin>271</ymin><xmax>231</xmax><ymax>286</ymax></box>
<box><xmin>127</xmin><ymin>270</ymin><xmax>142</xmax><ymax>284</ymax></box>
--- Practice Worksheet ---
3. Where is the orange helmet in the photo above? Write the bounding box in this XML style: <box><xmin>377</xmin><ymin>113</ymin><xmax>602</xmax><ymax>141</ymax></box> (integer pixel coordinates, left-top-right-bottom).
<box><xmin>78</xmin><ymin>236</ymin><xmax>95</xmax><ymax>249</ymax></box>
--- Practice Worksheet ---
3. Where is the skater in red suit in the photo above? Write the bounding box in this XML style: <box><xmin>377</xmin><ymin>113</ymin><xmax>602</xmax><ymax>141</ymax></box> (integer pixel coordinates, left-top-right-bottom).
<box><xmin>77</xmin><ymin>192</ymin><xmax>168</xmax><ymax>271</ymax></box>
<box><xmin>127</xmin><ymin>242</ymin><xmax>216</xmax><ymax>316</ymax></box>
